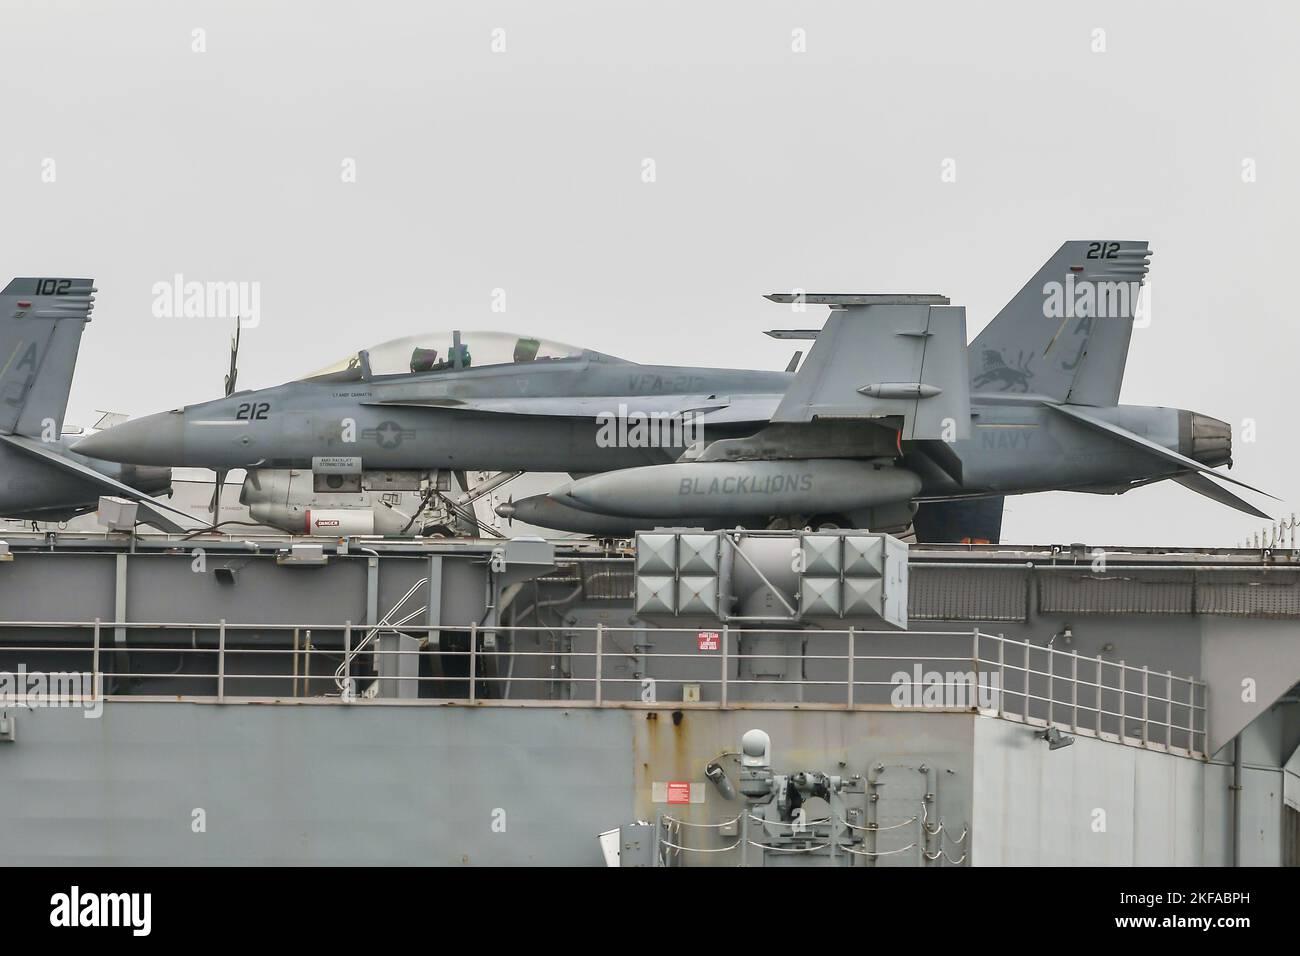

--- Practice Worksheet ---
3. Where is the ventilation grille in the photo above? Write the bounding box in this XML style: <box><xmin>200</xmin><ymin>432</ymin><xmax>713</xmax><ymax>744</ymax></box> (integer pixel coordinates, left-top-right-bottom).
<box><xmin>908</xmin><ymin>566</ymin><xmax>1028</xmax><ymax>622</ymax></box>
<box><xmin>1039</xmin><ymin>572</ymin><xmax>1196</xmax><ymax>615</ymax></box>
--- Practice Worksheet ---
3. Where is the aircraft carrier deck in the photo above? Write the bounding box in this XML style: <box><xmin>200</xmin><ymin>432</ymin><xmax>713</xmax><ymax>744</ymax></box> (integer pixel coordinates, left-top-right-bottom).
<box><xmin>0</xmin><ymin>529</ymin><xmax>1297</xmax><ymax>866</ymax></box>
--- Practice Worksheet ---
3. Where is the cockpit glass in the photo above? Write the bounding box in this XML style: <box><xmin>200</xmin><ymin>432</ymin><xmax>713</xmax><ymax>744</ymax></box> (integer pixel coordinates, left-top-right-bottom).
<box><xmin>302</xmin><ymin>331</ymin><xmax>592</xmax><ymax>381</ymax></box>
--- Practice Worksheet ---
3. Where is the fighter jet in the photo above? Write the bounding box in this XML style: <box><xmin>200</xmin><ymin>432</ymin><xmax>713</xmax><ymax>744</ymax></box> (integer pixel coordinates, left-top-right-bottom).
<box><xmin>0</xmin><ymin>278</ymin><xmax>189</xmax><ymax>530</ymax></box>
<box><xmin>72</xmin><ymin>242</ymin><xmax>1273</xmax><ymax>540</ymax></box>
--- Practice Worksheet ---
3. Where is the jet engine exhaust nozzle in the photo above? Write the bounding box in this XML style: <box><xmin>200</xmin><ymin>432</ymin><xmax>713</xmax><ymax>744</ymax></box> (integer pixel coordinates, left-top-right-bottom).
<box><xmin>1180</xmin><ymin>411</ymin><xmax>1232</xmax><ymax>469</ymax></box>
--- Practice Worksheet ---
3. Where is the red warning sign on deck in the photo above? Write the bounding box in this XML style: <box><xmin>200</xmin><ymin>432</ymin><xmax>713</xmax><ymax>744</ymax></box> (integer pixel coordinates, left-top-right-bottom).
<box><xmin>697</xmin><ymin>631</ymin><xmax>720</xmax><ymax>652</ymax></box>
<box><xmin>666</xmin><ymin>781</ymin><xmax>692</xmax><ymax>804</ymax></box>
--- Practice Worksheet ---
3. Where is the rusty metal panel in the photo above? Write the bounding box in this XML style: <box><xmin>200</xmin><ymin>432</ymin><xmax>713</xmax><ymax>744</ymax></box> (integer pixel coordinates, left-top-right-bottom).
<box><xmin>1038</xmin><ymin>572</ymin><xmax>1195</xmax><ymax>615</ymax></box>
<box><xmin>908</xmin><ymin>567</ymin><xmax>1027</xmax><ymax>622</ymax></box>
<box><xmin>1196</xmin><ymin>571</ymin><xmax>1300</xmax><ymax>617</ymax></box>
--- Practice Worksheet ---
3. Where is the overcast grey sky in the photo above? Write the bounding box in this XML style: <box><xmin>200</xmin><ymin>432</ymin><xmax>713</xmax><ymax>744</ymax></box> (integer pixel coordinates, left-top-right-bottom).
<box><xmin>1</xmin><ymin>0</ymin><xmax>1296</xmax><ymax>545</ymax></box>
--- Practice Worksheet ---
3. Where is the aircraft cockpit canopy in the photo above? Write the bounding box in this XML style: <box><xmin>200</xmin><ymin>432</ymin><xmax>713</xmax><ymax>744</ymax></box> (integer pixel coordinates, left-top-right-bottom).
<box><xmin>303</xmin><ymin>331</ymin><xmax>600</xmax><ymax>382</ymax></box>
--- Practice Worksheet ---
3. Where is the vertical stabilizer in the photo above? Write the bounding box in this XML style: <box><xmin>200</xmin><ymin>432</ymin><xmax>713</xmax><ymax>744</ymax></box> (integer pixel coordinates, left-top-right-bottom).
<box><xmin>0</xmin><ymin>277</ymin><xmax>95</xmax><ymax>437</ymax></box>
<box><xmin>970</xmin><ymin>242</ymin><xmax>1150</xmax><ymax>405</ymax></box>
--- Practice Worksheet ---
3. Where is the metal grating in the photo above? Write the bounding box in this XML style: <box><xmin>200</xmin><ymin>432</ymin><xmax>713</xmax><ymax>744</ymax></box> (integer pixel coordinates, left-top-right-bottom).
<box><xmin>908</xmin><ymin>566</ymin><xmax>1028</xmax><ymax>622</ymax></box>
<box><xmin>1196</xmin><ymin>571</ymin><xmax>1300</xmax><ymax>617</ymax></box>
<box><xmin>1036</xmin><ymin>570</ymin><xmax>1300</xmax><ymax>617</ymax></box>
<box><xmin>1038</xmin><ymin>572</ymin><xmax>1195</xmax><ymax>615</ymax></box>
<box><xmin>580</xmin><ymin>561</ymin><xmax>636</xmax><ymax>601</ymax></box>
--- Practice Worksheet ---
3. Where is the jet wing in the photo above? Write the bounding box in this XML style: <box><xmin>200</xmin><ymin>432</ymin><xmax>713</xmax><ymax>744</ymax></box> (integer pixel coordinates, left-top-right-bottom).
<box><xmin>1046</xmin><ymin>404</ymin><xmax>1276</xmax><ymax>499</ymax></box>
<box><xmin>768</xmin><ymin>296</ymin><xmax>970</xmax><ymax>441</ymax></box>
<box><xmin>0</xmin><ymin>433</ymin><xmax>200</xmax><ymax>533</ymax></box>
<box><xmin>692</xmin><ymin>395</ymin><xmax>783</xmax><ymax>425</ymax></box>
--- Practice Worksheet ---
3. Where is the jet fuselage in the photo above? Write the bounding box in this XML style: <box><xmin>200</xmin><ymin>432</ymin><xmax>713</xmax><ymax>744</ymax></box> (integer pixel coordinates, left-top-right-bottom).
<box><xmin>71</xmin><ymin>356</ymin><xmax>1224</xmax><ymax>503</ymax></box>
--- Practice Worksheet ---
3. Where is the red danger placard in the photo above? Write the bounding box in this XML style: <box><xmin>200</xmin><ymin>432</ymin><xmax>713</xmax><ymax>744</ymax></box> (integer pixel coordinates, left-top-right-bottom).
<box><xmin>667</xmin><ymin>781</ymin><xmax>691</xmax><ymax>804</ymax></box>
<box><xmin>697</xmin><ymin>631</ymin><xmax>720</xmax><ymax>652</ymax></box>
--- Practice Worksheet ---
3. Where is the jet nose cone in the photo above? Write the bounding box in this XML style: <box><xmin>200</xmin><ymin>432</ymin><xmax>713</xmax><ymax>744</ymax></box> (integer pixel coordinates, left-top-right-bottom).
<box><xmin>72</xmin><ymin>411</ymin><xmax>185</xmax><ymax>466</ymax></box>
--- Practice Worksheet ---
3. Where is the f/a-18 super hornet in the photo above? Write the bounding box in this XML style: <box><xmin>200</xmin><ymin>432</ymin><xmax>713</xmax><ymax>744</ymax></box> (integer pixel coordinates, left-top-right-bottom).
<box><xmin>72</xmin><ymin>241</ymin><xmax>1273</xmax><ymax>541</ymax></box>
<box><xmin>0</xmin><ymin>278</ymin><xmax>187</xmax><ymax>529</ymax></box>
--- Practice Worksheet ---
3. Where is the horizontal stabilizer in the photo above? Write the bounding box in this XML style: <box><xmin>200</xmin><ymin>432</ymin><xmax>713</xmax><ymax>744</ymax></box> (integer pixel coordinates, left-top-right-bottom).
<box><xmin>1173</xmin><ymin>472</ymin><xmax>1271</xmax><ymax>520</ymax></box>
<box><xmin>0</xmin><ymin>433</ymin><xmax>199</xmax><ymax>533</ymax></box>
<box><xmin>1048</xmin><ymin>404</ymin><xmax>1276</xmax><ymax>500</ymax></box>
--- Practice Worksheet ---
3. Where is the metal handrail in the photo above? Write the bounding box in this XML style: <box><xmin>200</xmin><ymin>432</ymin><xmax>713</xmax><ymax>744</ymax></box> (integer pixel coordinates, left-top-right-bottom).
<box><xmin>0</xmin><ymin>619</ymin><xmax>1208</xmax><ymax>756</ymax></box>
<box><xmin>333</xmin><ymin>577</ymin><xmax>428</xmax><ymax>691</ymax></box>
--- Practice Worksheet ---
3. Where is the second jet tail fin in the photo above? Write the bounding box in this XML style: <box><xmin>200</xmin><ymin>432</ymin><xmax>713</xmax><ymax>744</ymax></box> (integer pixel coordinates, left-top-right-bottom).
<box><xmin>970</xmin><ymin>241</ymin><xmax>1150</xmax><ymax>406</ymax></box>
<box><xmin>0</xmin><ymin>277</ymin><xmax>96</xmax><ymax>438</ymax></box>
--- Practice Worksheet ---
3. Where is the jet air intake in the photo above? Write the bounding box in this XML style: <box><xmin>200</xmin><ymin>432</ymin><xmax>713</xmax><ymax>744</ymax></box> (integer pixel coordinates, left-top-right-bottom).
<box><xmin>556</xmin><ymin>459</ymin><xmax>922</xmax><ymax>520</ymax></box>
